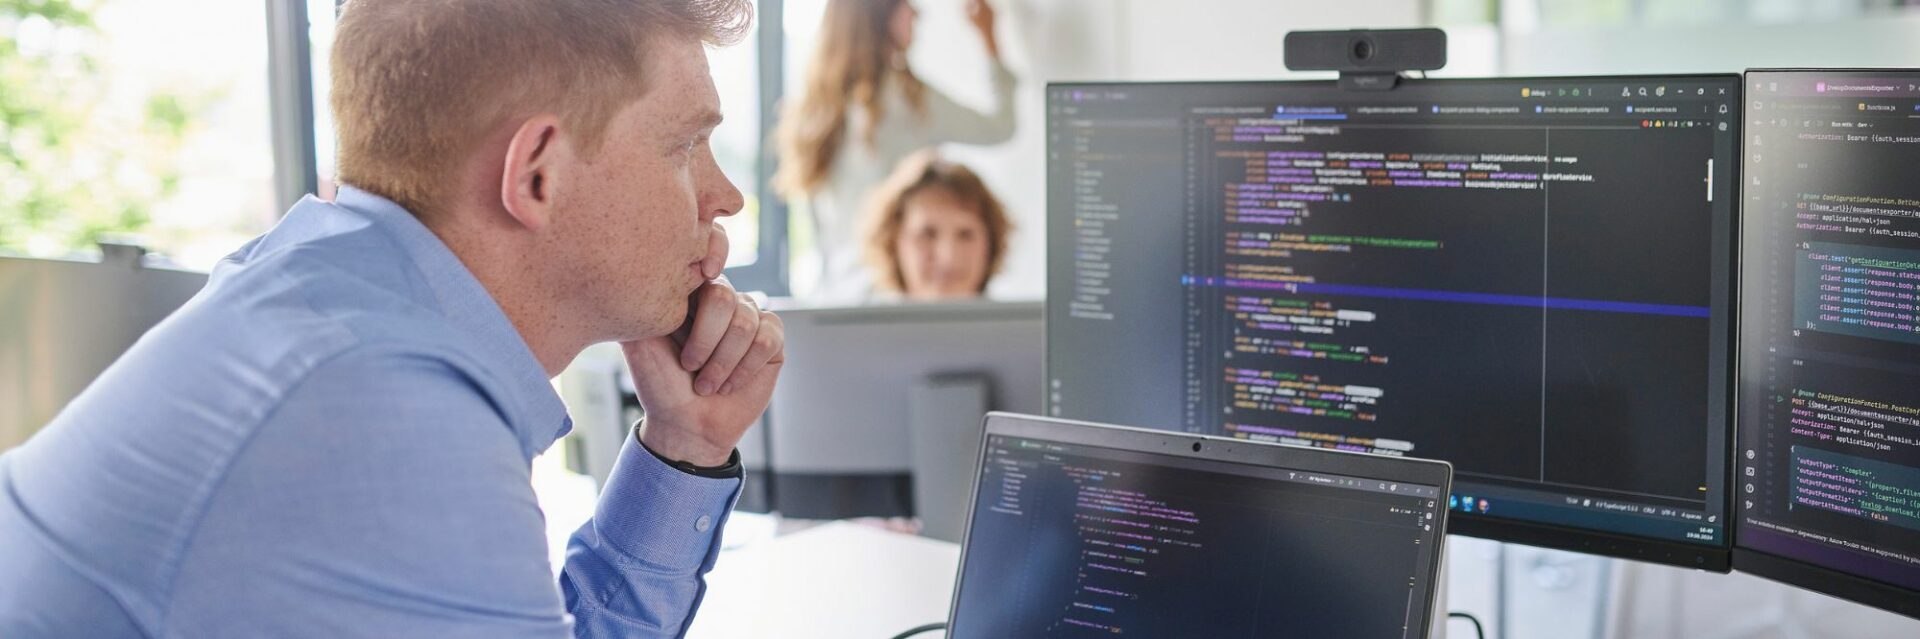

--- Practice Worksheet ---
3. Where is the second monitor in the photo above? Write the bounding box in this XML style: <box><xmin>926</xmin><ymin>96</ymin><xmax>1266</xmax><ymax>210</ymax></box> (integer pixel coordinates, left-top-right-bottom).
<box><xmin>763</xmin><ymin>300</ymin><xmax>1042</xmax><ymax>534</ymax></box>
<box><xmin>1046</xmin><ymin>76</ymin><xmax>1740</xmax><ymax>569</ymax></box>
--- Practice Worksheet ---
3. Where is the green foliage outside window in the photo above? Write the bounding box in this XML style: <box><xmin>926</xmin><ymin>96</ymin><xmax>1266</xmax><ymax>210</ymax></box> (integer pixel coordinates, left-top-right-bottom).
<box><xmin>1</xmin><ymin>0</ymin><xmax>205</xmax><ymax>257</ymax></box>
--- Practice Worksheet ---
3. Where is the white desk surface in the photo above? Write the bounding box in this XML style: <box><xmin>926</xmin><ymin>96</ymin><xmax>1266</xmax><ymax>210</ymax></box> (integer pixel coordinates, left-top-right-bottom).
<box><xmin>686</xmin><ymin>519</ymin><xmax>961</xmax><ymax>639</ymax></box>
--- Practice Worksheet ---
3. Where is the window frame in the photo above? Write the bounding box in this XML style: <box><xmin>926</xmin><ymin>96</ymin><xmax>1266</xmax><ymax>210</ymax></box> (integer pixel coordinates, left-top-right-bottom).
<box><xmin>722</xmin><ymin>0</ymin><xmax>790</xmax><ymax>296</ymax></box>
<box><xmin>267</xmin><ymin>0</ymin><xmax>320</xmax><ymax>212</ymax></box>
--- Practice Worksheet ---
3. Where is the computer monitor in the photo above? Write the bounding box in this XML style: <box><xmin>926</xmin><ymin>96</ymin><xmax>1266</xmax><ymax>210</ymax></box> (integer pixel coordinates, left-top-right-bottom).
<box><xmin>1046</xmin><ymin>76</ymin><xmax>1741</xmax><ymax>569</ymax></box>
<box><xmin>1734</xmin><ymin>69</ymin><xmax>1920</xmax><ymax>619</ymax></box>
<box><xmin>763</xmin><ymin>300</ymin><xmax>1042</xmax><ymax>530</ymax></box>
<box><xmin>947</xmin><ymin>413</ymin><xmax>1452</xmax><ymax>638</ymax></box>
<box><xmin>1</xmin><ymin>245</ymin><xmax>206</xmax><ymax>449</ymax></box>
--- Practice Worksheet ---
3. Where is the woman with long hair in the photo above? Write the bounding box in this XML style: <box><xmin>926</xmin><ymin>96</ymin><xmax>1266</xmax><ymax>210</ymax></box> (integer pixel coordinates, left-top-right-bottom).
<box><xmin>774</xmin><ymin>0</ymin><xmax>1016</xmax><ymax>299</ymax></box>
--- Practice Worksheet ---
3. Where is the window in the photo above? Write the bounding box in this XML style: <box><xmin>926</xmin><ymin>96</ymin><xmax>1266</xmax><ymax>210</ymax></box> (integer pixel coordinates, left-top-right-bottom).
<box><xmin>722</xmin><ymin>0</ymin><xmax>790</xmax><ymax>295</ymax></box>
<box><xmin>777</xmin><ymin>0</ymin><xmax>827</xmax><ymax>297</ymax></box>
<box><xmin>710</xmin><ymin>0</ymin><xmax>792</xmax><ymax>296</ymax></box>
<box><xmin>2</xmin><ymin>0</ymin><xmax>279</xmax><ymax>271</ymax></box>
<box><xmin>308</xmin><ymin>0</ymin><xmax>338</xmax><ymax>201</ymax></box>
<box><xmin>708</xmin><ymin>10</ymin><xmax>762</xmax><ymax>271</ymax></box>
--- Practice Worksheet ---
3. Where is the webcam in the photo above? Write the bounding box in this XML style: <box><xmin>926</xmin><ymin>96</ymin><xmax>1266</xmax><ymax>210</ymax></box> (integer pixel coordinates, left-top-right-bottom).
<box><xmin>1192</xmin><ymin>442</ymin><xmax>1203</xmax><ymax>453</ymax></box>
<box><xmin>1283</xmin><ymin>28</ymin><xmax>1447</xmax><ymax>91</ymax></box>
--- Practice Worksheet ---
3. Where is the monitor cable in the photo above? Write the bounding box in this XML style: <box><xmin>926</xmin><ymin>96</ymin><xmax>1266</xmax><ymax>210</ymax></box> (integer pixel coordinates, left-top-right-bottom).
<box><xmin>893</xmin><ymin>616</ymin><xmax>1475</xmax><ymax>639</ymax></box>
<box><xmin>887</xmin><ymin>622</ymin><xmax>947</xmax><ymax>639</ymax></box>
<box><xmin>1448</xmin><ymin>611</ymin><xmax>1487</xmax><ymax>639</ymax></box>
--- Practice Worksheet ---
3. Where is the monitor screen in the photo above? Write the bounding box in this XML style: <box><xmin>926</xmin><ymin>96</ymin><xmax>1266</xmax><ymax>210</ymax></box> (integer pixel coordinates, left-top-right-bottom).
<box><xmin>1045</xmin><ymin>76</ymin><xmax>1740</xmax><ymax>567</ymax></box>
<box><xmin>1735</xmin><ymin>69</ymin><xmax>1920</xmax><ymax>617</ymax></box>
<box><xmin>949</xmin><ymin>429</ymin><xmax>1447</xmax><ymax>638</ymax></box>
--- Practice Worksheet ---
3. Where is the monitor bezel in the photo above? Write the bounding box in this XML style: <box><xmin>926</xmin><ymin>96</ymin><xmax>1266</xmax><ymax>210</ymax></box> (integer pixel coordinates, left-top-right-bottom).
<box><xmin>946</xmin><ymin>412</ymin><xmax>1454</xmax><ymax>638</ymax></box>
<box><xmin>1041</xmin><ymin>73</ymin><xmax>1742</xmax><ymax>571</ymax></box>
<box><xmin>1730</xmin><ymin>67</ymin><xmax>1920</xmax><ymax>621</ymax></box>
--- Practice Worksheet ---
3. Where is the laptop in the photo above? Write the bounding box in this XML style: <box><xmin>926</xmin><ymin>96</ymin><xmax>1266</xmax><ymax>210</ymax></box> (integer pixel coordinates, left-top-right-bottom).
<box><xmin>946</xmin><ymin>413</ymin><xmax>1453</xmax><ymax>638</ymax></box>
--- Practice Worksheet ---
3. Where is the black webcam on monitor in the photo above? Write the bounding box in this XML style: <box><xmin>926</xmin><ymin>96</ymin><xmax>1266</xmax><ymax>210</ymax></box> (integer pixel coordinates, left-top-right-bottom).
<box><xmin>1283</xmin><ymin>28</ymin><xmax>1447</xmax><ymax>90</ymax></box>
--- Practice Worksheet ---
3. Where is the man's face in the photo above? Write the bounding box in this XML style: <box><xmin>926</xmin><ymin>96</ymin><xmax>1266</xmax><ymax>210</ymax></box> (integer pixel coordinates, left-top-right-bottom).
<box><xmin>551</xmin><ymin>35</ymin><xmax>742</xmax><ymax>340</ymax></box>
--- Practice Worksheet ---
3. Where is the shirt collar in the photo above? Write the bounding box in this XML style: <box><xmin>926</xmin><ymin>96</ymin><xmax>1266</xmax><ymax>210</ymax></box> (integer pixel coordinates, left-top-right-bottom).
<box><xmin>331</xmin><ymin>186</ymin><xmax>573</xmax><ymax>456</ymax></box>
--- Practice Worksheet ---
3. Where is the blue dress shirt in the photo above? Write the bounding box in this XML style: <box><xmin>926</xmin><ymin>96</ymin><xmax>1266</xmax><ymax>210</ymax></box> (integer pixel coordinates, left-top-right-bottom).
<box><xmin>0</xmin><ymin>187</ymin><xmax>741</xmax><ymax>638</ymax></box>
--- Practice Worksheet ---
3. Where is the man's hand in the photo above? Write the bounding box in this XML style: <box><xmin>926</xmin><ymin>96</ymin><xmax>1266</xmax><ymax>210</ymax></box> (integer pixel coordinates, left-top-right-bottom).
<box><xmin>622</xmin><ymin>225</ymin><xmax>784</xmax><ymax>467</ymax></box>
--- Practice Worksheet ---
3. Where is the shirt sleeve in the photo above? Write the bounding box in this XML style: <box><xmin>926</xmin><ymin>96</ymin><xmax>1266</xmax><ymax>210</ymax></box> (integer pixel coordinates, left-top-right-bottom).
<box><xmin>562</xmin><ymin>431</ymin><xmax>741</xmax><ymax>639</ymax></box>
<box><xmin>922</xmin><ymin>60</ymin><xmax>1019</xmax><ymax>146</ymax></box>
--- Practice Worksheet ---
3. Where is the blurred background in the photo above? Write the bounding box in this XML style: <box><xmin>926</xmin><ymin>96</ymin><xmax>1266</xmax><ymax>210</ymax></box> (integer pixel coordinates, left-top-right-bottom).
<box><xmin>9</xmin><ymin>0</ymin><xmax>1920</xmax><ymax>291</ymax></box>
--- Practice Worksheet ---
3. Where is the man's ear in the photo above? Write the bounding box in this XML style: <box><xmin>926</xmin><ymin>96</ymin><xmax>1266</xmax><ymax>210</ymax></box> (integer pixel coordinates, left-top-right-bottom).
<box><xmin>500</xmin><ymin>114</ymin><xmax>567</xmax><ymax>231</ymax></box>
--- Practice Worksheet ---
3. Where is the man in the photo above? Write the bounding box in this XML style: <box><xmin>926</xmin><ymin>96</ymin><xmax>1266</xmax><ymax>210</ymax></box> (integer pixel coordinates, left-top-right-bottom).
<box><xmin>0</xmin><ymin>0</ymin><xmax>772</xmax><ymax>636</ymax></box>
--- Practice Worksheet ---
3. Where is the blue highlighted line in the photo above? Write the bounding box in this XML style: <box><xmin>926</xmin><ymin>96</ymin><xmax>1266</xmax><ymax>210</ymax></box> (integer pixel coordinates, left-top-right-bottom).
<box><xmin>1183</xmin><ymin>276</ymin><xmax>1711</xmax><ymax>318</ymax></box>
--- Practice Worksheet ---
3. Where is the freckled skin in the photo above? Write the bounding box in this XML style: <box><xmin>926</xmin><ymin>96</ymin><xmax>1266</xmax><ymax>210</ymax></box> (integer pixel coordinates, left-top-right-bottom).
<box><xmin>550</xmin><ymin>37</ymin><xmax>742</xmax><ymax>339</ymax></box>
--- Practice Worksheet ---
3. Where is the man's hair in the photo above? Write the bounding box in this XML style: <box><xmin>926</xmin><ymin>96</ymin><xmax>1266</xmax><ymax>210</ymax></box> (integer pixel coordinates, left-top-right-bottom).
<box><xmin>331</xmin><ymin>0</ymin><xmax>751</xmax><ymax>217</ymax></box>
<box><xmin>860</xmin><ymin>150</ymin><xmax>1012</xmax><ymax>294</ymax></box>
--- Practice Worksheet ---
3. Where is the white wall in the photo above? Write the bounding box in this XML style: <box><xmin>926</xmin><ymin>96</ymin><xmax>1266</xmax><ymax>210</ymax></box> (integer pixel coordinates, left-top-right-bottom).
<box><xmin>1117</xmin><ymin>0</ymin><xmax>1423</xmax><ymax>81</ymax></box>
<box><xmin>1606</xmin><ymin>563</ymin><xmax>1920</xmax><ymax>638</ymax></box>
<box><xmin>1497</xmin><ymin>16</ymin><xmax>1920</xmax><ymax>76</ymax></box>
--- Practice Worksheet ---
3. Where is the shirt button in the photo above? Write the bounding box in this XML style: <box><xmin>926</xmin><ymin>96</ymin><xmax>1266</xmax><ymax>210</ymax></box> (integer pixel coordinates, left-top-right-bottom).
<box><xmin>695</xmin><ymin>515</ymin><xmax>712</xmax><ymax>532</ymax></box>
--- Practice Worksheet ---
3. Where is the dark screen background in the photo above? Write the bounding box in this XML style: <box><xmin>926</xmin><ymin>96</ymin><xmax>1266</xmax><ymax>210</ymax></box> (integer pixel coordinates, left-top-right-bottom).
<box><xmin>1737</xmin><ymin>70</ymin><xmax>1920</xmax><ymax>594</ymax></box>
<box><xmin>949</xmin><ymin>436</ymin><xmax>1443</xmax><ymax>639</ymax></box>
<box><xmin>1047</xmin><ymin>78</ymin><xmax>1736</xmax><ymax>549</ymax></box>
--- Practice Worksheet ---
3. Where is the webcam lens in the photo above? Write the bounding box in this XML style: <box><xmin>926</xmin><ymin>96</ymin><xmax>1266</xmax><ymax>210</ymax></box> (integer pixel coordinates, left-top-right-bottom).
<box><xmin>1353</xmin><ymin>39</ymin><xmax>1374</xmax><ymax>61</ymax></box>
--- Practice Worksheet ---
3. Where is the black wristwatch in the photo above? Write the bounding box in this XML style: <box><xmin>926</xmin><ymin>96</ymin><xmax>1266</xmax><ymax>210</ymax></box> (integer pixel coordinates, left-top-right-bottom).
<box><xmin>634</xmin><ymin>422</ymin><xmax>744</xmax><ymax>479</ymax></box>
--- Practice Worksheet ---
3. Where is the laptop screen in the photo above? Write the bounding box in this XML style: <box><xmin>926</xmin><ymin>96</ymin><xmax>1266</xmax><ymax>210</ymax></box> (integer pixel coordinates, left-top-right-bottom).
<box><xmin>949</xmin><ymin>432</ymin><xmax>1448</xmax><ymax>638</ymax></box>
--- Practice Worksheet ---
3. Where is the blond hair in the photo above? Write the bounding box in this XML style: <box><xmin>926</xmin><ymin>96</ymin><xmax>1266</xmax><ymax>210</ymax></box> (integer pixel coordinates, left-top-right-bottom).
<box><xmin>861</xmin><ymin>151</ymin><xmax>1011</xmax><ymax>293</ymax></box>
<box><xmin>771</xmin><ymin>0</ymin><xmax>926</xmax><ymax>199</ymax></box>
<box><xmin>331</xmin><ymin>0</ymin><xmax>751</xmax><ymax>218</ymax></box>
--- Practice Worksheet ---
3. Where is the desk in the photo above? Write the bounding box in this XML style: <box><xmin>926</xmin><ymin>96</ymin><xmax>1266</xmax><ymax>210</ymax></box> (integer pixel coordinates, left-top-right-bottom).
<box><xmin>687</xmin><ymin>520</ymin><xmax>960</xmax><ymax>639</ymax></box>
<box><xmin>681</xmin><ymin>518</ymin><xmax>1469</xmax><ymax>639</ymax></box>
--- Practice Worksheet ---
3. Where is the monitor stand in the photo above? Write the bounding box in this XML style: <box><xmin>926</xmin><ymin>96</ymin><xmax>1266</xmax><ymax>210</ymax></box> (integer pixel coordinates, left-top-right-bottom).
<box><xmin>907</xmin><ymin>373</ymin><xmax>996</xmax><ymax>543</ymax></box>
